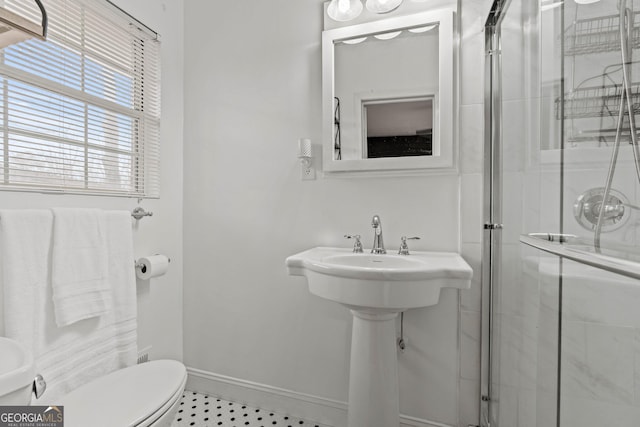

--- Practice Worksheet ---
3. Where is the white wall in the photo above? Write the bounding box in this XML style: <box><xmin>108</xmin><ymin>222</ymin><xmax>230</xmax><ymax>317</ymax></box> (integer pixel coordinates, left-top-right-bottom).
<box><xmin>0</xmin><ymin>0</ymin><xmax>185</xmax><ymax>362</ymax></box>
<box><xmin>183</xmin><ymin>1</ymin><xmax>463</xmax><ymax>426</ymax></box>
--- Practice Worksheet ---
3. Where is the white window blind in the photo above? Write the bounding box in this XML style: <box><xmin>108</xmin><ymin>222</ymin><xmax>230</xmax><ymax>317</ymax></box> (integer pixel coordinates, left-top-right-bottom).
<box><xmin>0</xmin><ymin>0</ymin><xmax>160</xmax><ymax>197</ymax></box>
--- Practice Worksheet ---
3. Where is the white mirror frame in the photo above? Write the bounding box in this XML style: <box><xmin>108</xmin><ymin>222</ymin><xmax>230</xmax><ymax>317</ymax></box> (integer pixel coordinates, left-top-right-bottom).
<box><xmin>322</xmin><ymin>9</ymin><xmax>455</xmax><ymax>175</ymax></box>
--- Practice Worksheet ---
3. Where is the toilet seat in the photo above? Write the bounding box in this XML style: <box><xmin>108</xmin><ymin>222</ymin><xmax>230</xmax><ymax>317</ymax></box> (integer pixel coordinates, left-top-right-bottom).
<box><xmin>59</xmin><ymin>359</ymin><xmax>187</xmax><ymax>427</ymax></box>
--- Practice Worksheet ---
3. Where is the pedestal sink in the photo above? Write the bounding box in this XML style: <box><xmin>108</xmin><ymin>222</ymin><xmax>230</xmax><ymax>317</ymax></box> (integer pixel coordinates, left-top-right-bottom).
<box><xmin>286</xmin><ymin>247</ymin><xmax>472</xmax><ymax>427</ymax></box>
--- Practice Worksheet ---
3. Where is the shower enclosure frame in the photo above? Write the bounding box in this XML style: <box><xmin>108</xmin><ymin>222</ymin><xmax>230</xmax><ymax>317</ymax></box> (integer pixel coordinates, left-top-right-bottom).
<box><xmin>480</xmin><ymin>1</ymin><xmax>510</xmax><ymax>426</ymax></box>
<box><xmin>482</xmin><ymin>2</ymin><xmax>558</xmax><ymax>426</ymax></box>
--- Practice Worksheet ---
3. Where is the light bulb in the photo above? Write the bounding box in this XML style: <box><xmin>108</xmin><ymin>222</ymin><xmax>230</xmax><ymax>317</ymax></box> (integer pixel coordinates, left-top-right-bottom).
<box><xmin>327</xmin><ymin>0</ymin><xmax>363</xmax><ymax>22</ymax></box>
<box><xmin>343</xmin><ymin>37</ymin><xmax>368</xmax><ymax>44</ymax></box>
<box><xmin>374</xmin><ymin>31</ymin><xmax>402</xmax><ymax>40</ymax></box>
<box><xmin>408</xmin><ymin>24</ymin><xmax>437</xmax><ymax>33</ymax></box>
<box><xmin>366</xmin><ymin>0</ymin><xmax>403</xmax><ymax>14</ymax></box>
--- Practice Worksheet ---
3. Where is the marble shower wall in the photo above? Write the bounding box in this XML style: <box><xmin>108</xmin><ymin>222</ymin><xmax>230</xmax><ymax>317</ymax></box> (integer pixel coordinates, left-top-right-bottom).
<box><xmin>559</xmin><ymin>259</ymin><xmax>640</xmax><ymax>426</ymax></box>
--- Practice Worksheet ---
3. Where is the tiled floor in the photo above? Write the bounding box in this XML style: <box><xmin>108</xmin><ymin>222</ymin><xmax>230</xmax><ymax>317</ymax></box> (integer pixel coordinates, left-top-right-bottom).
<box><xmin>172</xmin><ymin>391</ymin><xmax>330</xmax><ymax>427</ymax></box>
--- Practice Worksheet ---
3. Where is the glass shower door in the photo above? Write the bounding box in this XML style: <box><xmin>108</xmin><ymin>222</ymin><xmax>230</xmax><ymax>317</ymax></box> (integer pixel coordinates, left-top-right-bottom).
<box><xmin>555</xmin><ymin>1</ymin><xmax>640</xmax><ymax>425</ymax></box>
<box><xmin>484</xmin><ymin>0</ymin><xmax>640</xmax><ymax>426</ymax></box>
<box><xmin>483</xmin><ymin>0</ymin><xmax>562</xmax><ymax>426</ymax></box>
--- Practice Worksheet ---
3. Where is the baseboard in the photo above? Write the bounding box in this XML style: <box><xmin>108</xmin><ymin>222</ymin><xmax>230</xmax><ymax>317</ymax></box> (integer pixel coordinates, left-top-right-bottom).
<box><xmin>186</xmin><ymin>367</ymin><xmax>454</xmax><ymax>427</ymax></box>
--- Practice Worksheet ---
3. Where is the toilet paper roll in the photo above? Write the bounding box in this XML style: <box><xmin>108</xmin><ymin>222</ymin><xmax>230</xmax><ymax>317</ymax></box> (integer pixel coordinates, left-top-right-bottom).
<box><xmin>136</xmin><ymin>255</ymin><xmax>170</xmax><ymax>280</ymax></box>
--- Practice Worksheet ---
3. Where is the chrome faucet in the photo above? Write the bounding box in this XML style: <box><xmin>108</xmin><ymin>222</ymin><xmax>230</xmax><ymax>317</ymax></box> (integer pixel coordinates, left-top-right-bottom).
<box><xmin>371</xmin><ymin>215</ymin><xmax>386</xmax><ymax>254</ymax></box>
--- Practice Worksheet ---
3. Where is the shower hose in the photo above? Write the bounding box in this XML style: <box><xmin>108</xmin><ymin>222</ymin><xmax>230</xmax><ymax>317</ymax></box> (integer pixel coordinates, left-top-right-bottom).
<box><xmin>594</xmin><ymin>0</ymin><xmax>640</xmax><ymax>250</ymax></box>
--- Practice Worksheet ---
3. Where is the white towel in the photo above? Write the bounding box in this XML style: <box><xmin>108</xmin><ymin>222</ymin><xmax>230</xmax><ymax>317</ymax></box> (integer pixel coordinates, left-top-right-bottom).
<box><xmin>50</xmin><ymin>208</ymin><xmax>110</xmax><ymax>327</ymax></box>
<box><xmin>102</xmin><ymin>210</ymin><xmax>137</xmax><ymax>359</ymax></box>
<box><xmin>0</xmin><ymin>209</ymin><xmax>53</xmax><ymax>352</ymax></box>
<box><xmin>0</xmin><ymin>209</ymin><xmax>137</xmax><ymax>403</ymax></box>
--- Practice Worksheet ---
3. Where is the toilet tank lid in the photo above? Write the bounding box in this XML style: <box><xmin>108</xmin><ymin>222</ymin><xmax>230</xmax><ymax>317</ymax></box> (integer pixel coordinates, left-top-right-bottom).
<box><xmin>59</xmin><ymin>359</ymin><xmax>186</xmax><ymax>427</ymax></box>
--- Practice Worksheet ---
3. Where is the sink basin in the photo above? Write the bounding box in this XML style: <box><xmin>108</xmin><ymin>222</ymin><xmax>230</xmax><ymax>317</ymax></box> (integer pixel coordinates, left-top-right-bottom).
<box><xmin>319</xmin><ymin>253</ymin><xmax>425</xmax><ymax>269</ymax></box>
<box><xmin>286</xmin><ymin>246</ymin><xmax>472</xmax><ymax>427</ymax></box>
<box><xmin>286</xmin><ymin>247</ymin><xmax>472</xmax><ymax>311</ymax></box>
<box><xmin>0</xmin><ymin>336</ymin><xmax>35</xmax><ymax>405</ymax></box>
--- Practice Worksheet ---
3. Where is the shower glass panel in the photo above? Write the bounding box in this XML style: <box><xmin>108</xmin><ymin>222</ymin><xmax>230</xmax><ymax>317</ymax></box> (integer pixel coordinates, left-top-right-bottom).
<box><xmin>558</xmin><ymin>1</ymin><xmax>640</xmax><ymax>425</ymax></box>
<box><xmin>484</xmin><ymin>0</ymin><xmax>640</xmax><ymax>426</ymax></box>
<box><xmin>484</xmin><ymin>0</ymin><xmax>562</xmax><ymax>425</ymax></box>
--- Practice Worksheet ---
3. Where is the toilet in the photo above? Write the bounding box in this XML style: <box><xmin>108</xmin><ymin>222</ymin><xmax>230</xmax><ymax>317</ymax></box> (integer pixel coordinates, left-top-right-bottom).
<box><xmin>0</xmin><ymin>343</ymin><xmax>186</xmax><ymax>427</ymax></box>
<box><xmin>58</xmin><ymin>360</ymin><xmax>187</xmax><ymax>427</ymax></box>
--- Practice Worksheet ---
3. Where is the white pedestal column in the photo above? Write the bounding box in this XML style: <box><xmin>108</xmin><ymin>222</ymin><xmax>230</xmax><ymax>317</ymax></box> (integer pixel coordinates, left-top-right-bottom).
<box><xmin>347</xmin><ymin>310</ymin><xmax>400</xmax><ymax>427</ymax></box>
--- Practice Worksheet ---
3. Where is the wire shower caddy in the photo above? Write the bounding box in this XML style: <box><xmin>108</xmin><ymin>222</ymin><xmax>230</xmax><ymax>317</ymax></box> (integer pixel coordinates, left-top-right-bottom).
<box><xmin>557</xmin><ymin>10</ymin><xmax>640</xmax><ymax>124</ymax></box>
<box><xmin>556</xmin><ymin>83</ymin><xmax>640</xmax><ymax>119</ymax></box>
<box><xmin>565</xmin><ymin>11</ymin><xmax>640</xmax><ymax>56</ymax></box>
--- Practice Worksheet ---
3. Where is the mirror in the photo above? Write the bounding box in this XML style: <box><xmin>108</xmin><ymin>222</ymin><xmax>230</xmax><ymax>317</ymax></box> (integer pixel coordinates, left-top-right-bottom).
<box><xmin>322</xmin><ymin>9</ymin><xmax>454</xmax><ymax>174</ymax></box>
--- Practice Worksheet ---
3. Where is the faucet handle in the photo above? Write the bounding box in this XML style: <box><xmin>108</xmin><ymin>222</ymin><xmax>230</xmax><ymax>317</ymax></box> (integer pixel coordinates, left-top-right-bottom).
<box><xmin>344</xmin><ymin>234</ymin><xmax>364</xmax><ymax>253</ymax></box>
<box><xmin>398</xmin><ymin>236</ymin><xmax>420</xmax><ymax>255</ymax></box>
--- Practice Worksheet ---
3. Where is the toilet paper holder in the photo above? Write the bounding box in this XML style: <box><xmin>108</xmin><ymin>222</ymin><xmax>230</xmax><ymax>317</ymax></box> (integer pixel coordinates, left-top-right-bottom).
<box><xmin>134</xmin><ymin>256</ymin><xmax>171</xmax><ymax>272</ymax></box>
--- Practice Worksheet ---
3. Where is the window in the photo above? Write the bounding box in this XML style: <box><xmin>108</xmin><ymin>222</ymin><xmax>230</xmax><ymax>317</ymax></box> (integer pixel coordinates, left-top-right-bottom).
<box><xmin>0</xmin><ymin>0</ymin><xmax>160</xmax><ymax>197</ymax></box>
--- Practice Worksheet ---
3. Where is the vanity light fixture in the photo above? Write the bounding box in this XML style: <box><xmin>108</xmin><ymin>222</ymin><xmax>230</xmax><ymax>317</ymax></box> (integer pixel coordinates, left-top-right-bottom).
<box><xmin>327</xmin><ymin>0</ymin><xmax>363</xmax><ymax>22</ymax></box>
<box><xmin>366</xmin><ymin>0</ymin><xmax>403</xmax><ymax>14</ymax></box>
<box><xmin>297</xmin><ymin>138</ymin><xmax>315</xmax><ymax>180</ymax></box>
<box><xmin>327</xmin><ymin>0</ymin><xmax>404</xmax><ymax>22</ymax></box>
<box><xmin>408</xmin><ymin>24</ymin><xmax>438</xmax><ymax>33</ymax></box>
<box><xmin>343</xmin><ymin>37</ymin><xmax>368</xmax><ymax>44</ymax></box>
<box><xmin>373</xmin><ymin>31</ymin><xmax>402</xmax><ymax>40</ymax></box>
<box><xmin>339</xmin><ymin>25</ymin><xmax>436</xmax><ymax>44</ymax></box>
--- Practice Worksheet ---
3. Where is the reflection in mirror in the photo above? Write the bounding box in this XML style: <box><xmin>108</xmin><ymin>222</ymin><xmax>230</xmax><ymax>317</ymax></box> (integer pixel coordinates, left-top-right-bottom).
<box><xmin>363</xmin><ymin>97</ymin><xmax>433</xmax><ymax>158</ymax></box>
<box><xmin>333</xmin><ymin>25</ymin><xmax>438</xmax><ymax>161</ymax></box>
